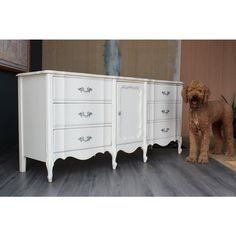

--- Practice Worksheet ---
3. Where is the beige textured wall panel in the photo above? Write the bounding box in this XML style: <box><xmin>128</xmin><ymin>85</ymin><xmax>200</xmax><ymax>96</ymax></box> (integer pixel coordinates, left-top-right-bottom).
<box><xmin>118</xmin><ymin>40</ymin><xmax>137</xmax><ymax>77</ymax></box>
<box><xmin>43</xmin><ymin>40</ymin><xmax>105</xmax><ymax>75</ymax></box>
<box><xmin>43</xmin><ymin>40</ymin><xmax>179</xmax><ymax>81</ymax></box>
<box><xmin>119</xmin><ymin>40</ymin><xmax>179</xmax><ymax>80</ymax></box>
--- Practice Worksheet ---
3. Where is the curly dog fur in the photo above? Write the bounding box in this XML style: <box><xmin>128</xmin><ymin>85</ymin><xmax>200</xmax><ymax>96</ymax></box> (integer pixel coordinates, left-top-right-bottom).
<box><xmin>182</xmin><ymin>80</ymin><xmax>234</xmax><ymax>163</ymax></box>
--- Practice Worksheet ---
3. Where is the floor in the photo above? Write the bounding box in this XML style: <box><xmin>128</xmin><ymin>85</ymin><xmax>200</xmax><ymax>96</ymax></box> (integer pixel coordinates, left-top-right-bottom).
<box><xmin>209</xmin><ymin>142</ymin><xmax>236</xmax><ymax>172</ymax></box>
<box><xmin>1</xmin><ymin>145</ymin><xmax>236</xmax><ymax>196</ymax></box>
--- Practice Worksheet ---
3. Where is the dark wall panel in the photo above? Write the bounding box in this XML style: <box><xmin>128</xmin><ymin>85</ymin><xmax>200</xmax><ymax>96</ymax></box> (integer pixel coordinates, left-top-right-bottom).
<box><xmin>0</xmin><ymin>70</ymin><xmax>18</xmax><ymax>153</ymax></box>
<box><xmin>30</xmin><ymin>40</ymin><xmax>42</xmax><ymax>71</ymax></box>
<box><xmin>0</xmin><ymin>40</ymin><xmax>42</xmax><ymax>154</ymax></box>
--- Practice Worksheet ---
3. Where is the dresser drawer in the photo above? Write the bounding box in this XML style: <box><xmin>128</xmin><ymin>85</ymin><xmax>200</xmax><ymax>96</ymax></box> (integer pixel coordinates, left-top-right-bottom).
<box><xmin>53</xmin><ymin>126</ymin><xmax>111</xmax><ymax>153</ymax></box>
<box><xmin>147</xmin><ymin>103</ymin><xmax>177</xmax><ymax>121</ymax></box>
<box><xmin>53</xmin><ymin>76</ymin><xmax>112</xmax><ymax>101</ymax></box>
<box><xmin>155</xmin><ymin>84</ymin><xmax>176</xmax><ymax>101</ymax></box>
<box><xmin>53</xmin><ymin>104</ymin><xmax>112</xmax><ymax>128</ymax></box>
<box><xmin>147</xmin><ymin>120</ymin><xmax>176</xmax><ymax>140</ymax></box>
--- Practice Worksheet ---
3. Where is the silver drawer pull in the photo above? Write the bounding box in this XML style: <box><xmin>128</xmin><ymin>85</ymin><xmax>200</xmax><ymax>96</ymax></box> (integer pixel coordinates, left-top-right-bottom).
<box><xmin>78</xmin><ymin>136</ymin><xmax>92</xmax><ymax>142</ymax></box>
<box><xmin>161</xmin><ymin>128</ymin><xmax>170</xmax><ymax>132</ymax></box>
<box><xmin>77</xmin><ymin>87</ymin><xmax>93</xmax><ymax>93</ymax></box>
<box><xmin>78</xmin><ymin>112</ymin><xmax>93</xmax><ymax>118</ymax></box>
<box><xmin>161</xmin><ymin>109</ymin><xmax>170</xmax><ymax>114</ymax></box>
<box><xmin>162</xmin><ymin>91</ymin><xmax>170</xmax><ymax>95</ymax></box>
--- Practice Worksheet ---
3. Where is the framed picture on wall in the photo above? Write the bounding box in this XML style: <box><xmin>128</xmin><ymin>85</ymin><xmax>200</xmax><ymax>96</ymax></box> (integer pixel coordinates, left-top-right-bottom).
<box><xmin>0</xmin><ymin>40</ymin><xmax>29</xmax><ymax>72</ymax></box>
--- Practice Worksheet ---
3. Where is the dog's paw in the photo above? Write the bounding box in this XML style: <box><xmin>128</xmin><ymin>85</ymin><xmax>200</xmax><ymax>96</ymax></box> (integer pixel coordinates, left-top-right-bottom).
<box><xmin>225</xmin><ymin>150</ymin><xmax>234</xmax><ymax>158</ymax></box>
<box><xmin>225</xmin><ymin>153</ymin><xmax>234</xmax><ymax>161</ymax></box>
<box><xmin>211</xmin><ymin>149</ymin><xmax>223</xmax><ymax>155</ymax></box>
<box><xmin>198</xmin><ymin>155</ymin><xmax>208</xmax><ymax>164</ymax></box>
<box><xmin>186</xmin><ymin>155</ymin><xmax>197</xmax><ymax>163</ymax></box>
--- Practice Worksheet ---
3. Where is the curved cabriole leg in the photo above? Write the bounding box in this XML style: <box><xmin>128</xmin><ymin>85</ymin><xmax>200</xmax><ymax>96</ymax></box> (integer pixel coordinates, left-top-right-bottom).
<box><xmin>178</xmin><ymin>137</ymin><xmax>182</xmax><ymax>154</ymax></box>
<box><xmin>111</xmin><ymin>149</ymin><xmax>117</xmax><ymax>170</ymax></box>
<box><xmin>46</xmin><ymin>161</ymin><xmax>54</xmax><ymax>183</ymax></box>
<box><xmin>143</xmin><ymin>145</ymin><xmax>148</xmax><ymax>163</ymax></box>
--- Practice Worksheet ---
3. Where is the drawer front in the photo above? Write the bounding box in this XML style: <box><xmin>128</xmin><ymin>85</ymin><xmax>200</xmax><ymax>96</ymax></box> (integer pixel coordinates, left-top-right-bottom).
<box><xmin>147</xmin><ymin>103</ymin><xmax>177</xmax><ymax>121</ymax></box>
<box><xmin>53</xmin><ymin>76</ymin><xmax>112</xmax><ymax>101</ymax></box>
<box><xmin>147</xmin><ymin>120</ymin><xmax>176</xmax><ymax>140</ymax></box>
<box><xmin>54</xmin><ymin>104</ymin><xmax>112</xmax><ymax>127</ymax></box>
<box><xmin>155</xmin><ymin>84</ymin><xmax>177</xmax><ymax>101</ymax></box>
<box><xmin>54</xmin><ymin>127</ymin><xmax>111</xmax><ymax>153</ymax></box>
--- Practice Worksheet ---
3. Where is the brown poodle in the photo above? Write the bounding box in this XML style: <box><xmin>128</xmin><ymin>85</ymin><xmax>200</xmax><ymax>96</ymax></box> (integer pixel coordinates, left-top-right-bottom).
<box><xmin>182</xmin><ymin>80</ymin><xmax>234</xmax><ymax>163</ymax></box>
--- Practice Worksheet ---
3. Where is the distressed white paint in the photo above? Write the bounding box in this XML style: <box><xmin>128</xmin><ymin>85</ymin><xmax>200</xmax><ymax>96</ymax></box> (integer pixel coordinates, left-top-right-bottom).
<box><xmin>117</xmin><ymin>82</ymin><xmax>143</xmax><ymax>144</ymax></box>
<box><xmin>18</xmin><ymin>70</ymin><xmax>183</xmax><ymax>182</ymax></box>
<box><xmin>104</xmin><ymin>40</ymin><xmax>121</xmax><ymax>76</ymax></box>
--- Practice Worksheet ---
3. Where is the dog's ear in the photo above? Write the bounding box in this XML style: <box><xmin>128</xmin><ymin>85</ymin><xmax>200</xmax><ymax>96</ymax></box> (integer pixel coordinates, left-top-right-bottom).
<box><xmin>203</xmin><ymin>86</ymin><xmax>210</xmax><ymax>103</ymax></box>
<box><xmin>181</xmin><ymin>85</ymin><xmax>189</xmax><ymax>103</ymax></box>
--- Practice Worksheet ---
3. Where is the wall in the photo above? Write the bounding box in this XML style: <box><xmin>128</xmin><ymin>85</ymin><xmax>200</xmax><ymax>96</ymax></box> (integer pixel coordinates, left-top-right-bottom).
<box><xmin>119</xmin><ymin>40</ymin><xmax>180</xmax><ymax>80</ymax></box>
<box><xmin>3</xmin><ymin>40</ymin><xmax>234</xmax><ymax>149</ymax></box>
<box><xmin>181</xmin><ymin>40</ymin><xmax>236</xmax><ymax>135</ymax></box>
<box><xmin>43</xmin><ymin>40</ymin><xmax>105</xmax><ymax>75</ymax></box>
<box><xmin>0</xmin><ymin>70</ymin><xmax>18</xmax><ymax>153</ymax></box>
<box><xmin>0</xmin><ymin>40</ymin><xmax>236</xmax><ymax>152</ymax></box>
<box><xmin>0</xmin><ymin>40</ymin><xmax>42</xmax><ymax>154</ymax></box>
<box><xmin>0</xmin><ymin>40</ymin><xmax>178</xmax><ymax>153</ymax></box>
<box><xmin>30</xmin><ymin>40</ymin><xmax>42</xmax><ymax>71</ymax></box>
<box><xmin>32</xmin><ymin>39</ymin><xmax>236</xmax><ymax>136</ymax></box>
<box><xmin>42</xmin><ymin>40</ymin><xmax>180</xmax><ymax>80</ymax></box>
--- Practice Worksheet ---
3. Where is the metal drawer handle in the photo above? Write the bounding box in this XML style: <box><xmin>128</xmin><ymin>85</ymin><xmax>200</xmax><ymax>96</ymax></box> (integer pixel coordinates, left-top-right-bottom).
<box><xmin>161</xmin><ymin>128</ymin><xmax>170</xmax><ymax>132</ymax></box>
<box><xmin>162</xmin><ymin>91</ymin><xmax>170</xmax><ymax>95</ymax></box>
<box><xmin>161</xmin><ymin>109</ymin><xmax>170</xmax><ymax>114</ymax></box>
<box><xmin>78</xmin><ymin>136</ymin><xmax>92</xmax><ymax>142</ymax></box>
<box><xmin>77</xmin><ymin>87</ymin><xmax>93</xmax><ymax>93</ymax></box>
<box><xmin>78</xmin><ymin>112</ymin><xmax>93</xmax><ymax>118</ymax></box>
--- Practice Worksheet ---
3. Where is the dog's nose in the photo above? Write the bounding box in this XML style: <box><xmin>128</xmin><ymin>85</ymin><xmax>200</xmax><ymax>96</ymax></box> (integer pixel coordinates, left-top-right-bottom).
<box><xmin>192</xmin><ymin>95</ymin><xmax>197</xmax><ymax>100</ymax></box>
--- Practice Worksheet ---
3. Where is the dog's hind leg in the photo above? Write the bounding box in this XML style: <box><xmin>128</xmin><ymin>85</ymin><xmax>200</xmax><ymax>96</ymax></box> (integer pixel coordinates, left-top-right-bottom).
<box><xmin>211</xmin><ymin>121</ymin><xmax>223</xmax><ymax>155</ymax></box>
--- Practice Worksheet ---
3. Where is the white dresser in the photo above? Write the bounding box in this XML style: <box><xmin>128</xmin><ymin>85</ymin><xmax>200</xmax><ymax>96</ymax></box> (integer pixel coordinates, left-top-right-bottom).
<box><xmin>18</xmin><ymin>71</ymin><xmax>183</xmax><ymax>182</ymax></box>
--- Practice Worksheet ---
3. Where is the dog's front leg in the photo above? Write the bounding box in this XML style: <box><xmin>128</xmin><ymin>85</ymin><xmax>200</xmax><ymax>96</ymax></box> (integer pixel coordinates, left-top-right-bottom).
<box><xmin>186</xmin><ymin>130</ymin><xmax>198</xmax><ymax>163</ymax></box>
<box><xmin>198</xmin><ymin>128</ymin><xmax>210</xmax><ymax>164</ymax></box>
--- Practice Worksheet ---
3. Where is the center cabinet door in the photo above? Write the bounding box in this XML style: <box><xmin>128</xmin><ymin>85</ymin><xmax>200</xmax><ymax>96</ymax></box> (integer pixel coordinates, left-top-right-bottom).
<box><xmin>117</xmin><ymin>82</ymin><xmax>144</xmax><ymax>144</ymax></box>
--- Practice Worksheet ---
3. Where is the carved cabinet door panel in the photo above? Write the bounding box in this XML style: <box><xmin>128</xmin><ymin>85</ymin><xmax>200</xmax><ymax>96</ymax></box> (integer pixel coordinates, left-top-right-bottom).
<box><xmin>116</xmin><ymin>82</ymin><xmax>144</xmax><ymax>145</ymax></box>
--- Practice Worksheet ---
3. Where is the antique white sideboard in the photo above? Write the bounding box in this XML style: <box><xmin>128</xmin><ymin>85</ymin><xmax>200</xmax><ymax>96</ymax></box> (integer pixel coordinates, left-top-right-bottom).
<box><xmin>18</xmin><ymin>70</ymin><xmax>183</xmax><ymax>182</ymax></box>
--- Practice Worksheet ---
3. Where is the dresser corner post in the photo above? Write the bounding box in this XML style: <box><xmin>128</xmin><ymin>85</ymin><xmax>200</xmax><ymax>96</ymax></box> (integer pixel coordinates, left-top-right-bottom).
<box><xmin>18</xmin><ymin>76</ymin><xmax>26</xmax><ymax>172</ymax></box>
<box><xmin>45</xmin><ymin>73</ymin><xmax>54</xmax><ymax>182</ymax></box>
<box><xmin>111</xmin><ymin>79</ymin><xmax>117</xmax><ymax>170</ymax></box>
<box><xmin>177</xmin><ymin>83</ymin><xmax>183</xmax><ymax>155</ymax></box>
<box><xmin>143</xmin><ymin>81</ymin><xmax>148</xmax><ymax>163</ymax></box>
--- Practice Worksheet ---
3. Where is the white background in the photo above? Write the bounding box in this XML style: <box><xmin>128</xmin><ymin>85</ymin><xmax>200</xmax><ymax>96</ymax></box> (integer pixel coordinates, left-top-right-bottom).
<box><xmin>1</xmin><ymin>1</ymin><xmax>236</xmax><ymax>236</ymax></box>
